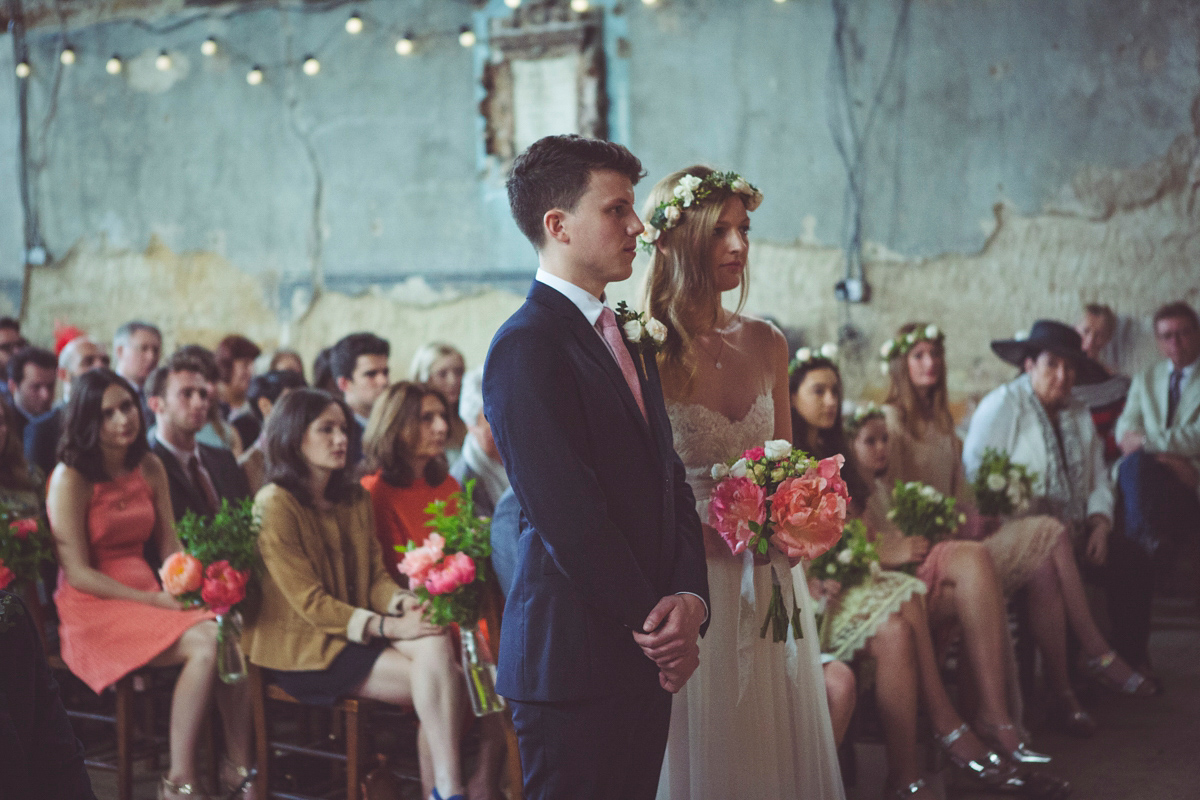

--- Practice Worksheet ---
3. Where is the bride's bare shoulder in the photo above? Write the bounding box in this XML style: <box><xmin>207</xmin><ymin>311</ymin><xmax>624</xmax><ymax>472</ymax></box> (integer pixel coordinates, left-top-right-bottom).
<box><xmin>732</xmin><ymin>313</ymin><xmax>787</xmax><ymax>353</ymax></box>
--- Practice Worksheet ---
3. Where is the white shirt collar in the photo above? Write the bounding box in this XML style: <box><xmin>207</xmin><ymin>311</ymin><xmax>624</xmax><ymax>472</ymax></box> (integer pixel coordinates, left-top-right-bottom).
<box><xmin>535</xmin><ymin>268</ymin><xmax>607</xmax><ymax>327</ymax></box>
<box><xmin>155</xmin><ymin>429</ymin><xmax>201</xmax><ymax>467</ymax></box>
<box><xmin>1170</xmin><ymin>355</ymin><xmax>1200</xmax><ymax>381</ymax></box>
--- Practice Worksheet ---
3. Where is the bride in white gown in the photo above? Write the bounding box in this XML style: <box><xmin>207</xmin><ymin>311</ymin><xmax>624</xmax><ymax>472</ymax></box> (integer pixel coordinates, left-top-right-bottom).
<box><xmin>641</xmin><ymin>167</ymin><xmax>846</xmax><ymax>800</ymax></box>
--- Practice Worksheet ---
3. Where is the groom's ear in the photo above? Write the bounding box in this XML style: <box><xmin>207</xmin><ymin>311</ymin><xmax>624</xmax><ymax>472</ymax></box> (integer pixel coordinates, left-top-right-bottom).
<box><xmin>543</xmin><ymin>208</ymin><xmax>569</xmax><ymax>246</ymax></box>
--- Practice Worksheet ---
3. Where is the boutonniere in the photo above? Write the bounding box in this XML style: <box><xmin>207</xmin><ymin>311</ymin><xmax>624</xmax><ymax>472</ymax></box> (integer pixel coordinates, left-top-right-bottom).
<box><xmin>615</xmin><ymin>302</ymin><xmax>668</xmax><ymax>354</ymax></box>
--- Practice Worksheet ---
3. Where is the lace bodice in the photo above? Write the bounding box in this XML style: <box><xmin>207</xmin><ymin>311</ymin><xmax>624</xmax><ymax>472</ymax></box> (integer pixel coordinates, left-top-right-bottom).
<box><xmin>667</xmin><ymin>393</ymin><xmax>774</xmax><ymax>504</ymax></box>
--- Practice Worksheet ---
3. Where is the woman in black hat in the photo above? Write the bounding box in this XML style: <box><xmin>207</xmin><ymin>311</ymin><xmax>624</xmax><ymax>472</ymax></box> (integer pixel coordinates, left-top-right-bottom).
<box><xmin>964</xmin><ymin>320</ymin><xmax>1156</xmax><ymax>728</ymax></box>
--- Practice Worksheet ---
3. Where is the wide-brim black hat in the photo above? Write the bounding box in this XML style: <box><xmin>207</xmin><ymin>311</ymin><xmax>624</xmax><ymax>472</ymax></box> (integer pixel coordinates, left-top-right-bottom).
<box><xmin>990</xmin><ymin>320</ymin><xmax>1108</xmax><ymax>386</ymax></box>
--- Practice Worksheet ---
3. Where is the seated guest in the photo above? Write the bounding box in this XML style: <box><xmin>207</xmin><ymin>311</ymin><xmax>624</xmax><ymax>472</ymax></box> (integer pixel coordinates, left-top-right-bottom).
<box><xmin>46</xmin><ymin>369</ymin><xmax>255</xmax><ymax>800</ymax></box>
<box><xmin>216</xmin><ymin>335</ymin><xmax>263</xmax><ymax>447</ymax></box>
<box><xmin>7</xmin><ymin>346</ymin><xmax>57</xmax><ymax>443</ymax></box>
<box><xmin>147</xmin><ymin>354</ymin><xmax>251</xmax><ymax>522</ymax></box>
<box><xmin>0</xmin><ymin>315</ymin><xmax>26</xmax><ymax>400</ymax></box>
<box><xmin>312</xmin><ymin>347</ymin><xmax>338</xmax><ymax>395</ymax></box>
<box><xmin>332</xmin><ymin>333</ymin><xmax>391</xmax><ymax>468</ymax></box>
<box><xmin>410</xmin><ymin>343</ymin><xmax>467</xmax><ymax>461</ymax></box>
<box><xmin>25</xmin><ymin>336</ymin><xmax>110</xmax><ymax>476</ymax></box>
<box><xmin>0</xmin><ymin>590</ymin><xmax>98</xmax><ymax>800</ymax></box>
<box><xmin>112</xmin><ymin>321</ymin><xmax>162</xmax><ymax>421</ymax></box>
<box><xmin>1073</xmin><ymin>303</ymin><xmax>1131</xmax><ymax>463</ymax></box>
<box><xmin>243</xmin><ymin>389</ymin><xmax>468</xmax><ymax>800</ymax></box>
<box><xmin>170</xmin><ymin>345</ymin><xmax>244</xmax><ymax>455</ymax></box>
<box><xmin>268</xmin><ymin>349</ymin><xmax>306</xmax><ymax>381</ymax></box>
<box><xmin>1</xmin><ymin>399</ymin><xmax>45</xmax><ymax>518</ymax></box>
<box><xmin>963</xmin><ymin>320</ymin><xmax>1156</xmax><ymax>707</ymax></box>
<box><xmin>449</xmin><ymin>367</ymin><xmax>508</xmax><ymax>518</ymax></box>
<box><xmin>239</xmin><ymin>370</ymin><xmax>308</xmax><ymax>493</ymax></box>
<box><xmin>489</xmin><ymin>488</ymin><xmax>519</xmax><ymax>598</ymax></box>
<box><xmin>1106</xmin><ymin>301</ymin><xmax>1200</xmax><ymax>676</ymax></box>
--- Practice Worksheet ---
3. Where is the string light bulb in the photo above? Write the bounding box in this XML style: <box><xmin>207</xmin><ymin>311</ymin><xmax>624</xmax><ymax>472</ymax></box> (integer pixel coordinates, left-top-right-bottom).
<box><xmin>458</xmin><ymin>26</ymin><xmax>476</xmax><ymax>48</ymax></box>
<box><xmin>60</xmin><ymin>47</ymin><xmax>76</xmax><ymax>66</ymax></box>
<box><xmin>15</xmin><ymin>62</ymin><xmax>30</xmax><ymax>79</ymax></box>
<box><xmin>642</xmin><ymin>0</ymin><xmax>658</xmax><ymax>5</ymax></box>
<box><xmin>302</xmin><ymin>56</ymin><xmax>320</xmax><ymax>75</ymax></box>
<box><xmin>571</xmin><ymin>0</ymin><xmax>589</xmax><ymax>11</ymax></box>
<box><xmin>246</xmin><ymin>66</ymin><xmax>264</xmax><ymax>85</ymax></box>
<box><xmin>201</xmin><ymin>37</ymin><xmax>218</xmax><ymax>56</ymax></box>
<box><xmin>504</xmin><ymin>0</ymin><xmax>521</xmax><ymax>7</ymax></box>
<box><xmin>155</xmin><ymin>51</ymin><xmax>172</xmax><ymax>71</ymax></box>
<box><xmin>395</xmin><ymin>33</ymin><xmax>415</xmax><ymax>56</ymax></box>
<box><xmin>345</xmin><ymin>13</ymin><xmax>364</xmax><ymax>34</ymax></box>
<box><xmin>106</xmin><ymin>55</ymin><xmax>122</xmax><ymax>75</ymax></box>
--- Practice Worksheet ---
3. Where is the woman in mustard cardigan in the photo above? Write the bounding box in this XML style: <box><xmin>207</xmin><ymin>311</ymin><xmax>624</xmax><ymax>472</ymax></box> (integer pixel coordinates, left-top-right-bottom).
<box><xmin>242</xmin><ymin>389</ymin><xmax>468</xmax><ymax>800</ymax></box>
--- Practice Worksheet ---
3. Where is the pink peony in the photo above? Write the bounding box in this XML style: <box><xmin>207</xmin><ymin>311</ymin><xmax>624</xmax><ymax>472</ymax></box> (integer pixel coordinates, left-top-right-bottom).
<box><xmin>10</xmin><ymin>518</ymin><xmax>38</xmax><ymax>539</ymax></box>
<box><xmin>159</xmin><ymin>552</ymin><xmax>204</xmax><ymax>595</ymax></box>
<box><xmin>742</xmin><ymin>446</ymin><xmax>765</xmax><ymax>462</ymax></box>
<box><xmin>201</xmin><ymin>560</ymin><xmax>249</xmax><ymax>615</ymax></box>
<box><xmin>0</xmin><ymin>558</ymin><xmax>12</xmax><ymax>590</ymax></box>
<box><xmin>709</xmin><ymin>476</ymin><xmax>767</xmax><ymax>555</ymax></box>
<box><xmin>768</xmin><ymin>456</ymin><xmax>850</xmax><ymax>561</ymax></box>
<box><xmin>398</xmin><ymin>533</ymin><xmax>446</xmax><ymax>589</ymax></box>
<box><xmin>423</xmin><ymin>552</ymin><xmax>476</xmax><ymax>596</ymax></box>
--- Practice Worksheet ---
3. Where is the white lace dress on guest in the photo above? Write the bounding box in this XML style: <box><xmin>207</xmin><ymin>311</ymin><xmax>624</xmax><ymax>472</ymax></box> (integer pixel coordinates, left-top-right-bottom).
<box><xmin>656</xmin><ymin>395</ymin><xmax>847</xmax><ymax>800</ymax></box>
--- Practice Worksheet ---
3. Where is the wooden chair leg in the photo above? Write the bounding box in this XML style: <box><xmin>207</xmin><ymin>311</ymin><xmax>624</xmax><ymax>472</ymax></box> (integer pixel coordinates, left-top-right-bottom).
<box><xmin>249</xmin><ymin>665</ymin><xmax>271</xmax><ymax>797</ymax></box>
<box><xmin>115</xmin><ymin>677</ymin><xmax>134</xmax><ymax>800</ymax></box>
<box><xmin>345</xmin><ymin>704</ymin><xmax>366</xmax><ymax>800</ymax></box>
<box><xmin>502</xmin><ymin>712</ymin><xmax>524</xmax><ymax>800</ymax></box>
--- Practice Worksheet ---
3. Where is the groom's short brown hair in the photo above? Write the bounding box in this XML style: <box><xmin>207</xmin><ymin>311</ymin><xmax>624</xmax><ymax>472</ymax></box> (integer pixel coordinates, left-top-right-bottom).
<box><xmin>507</xmin><ymin>135</ymin><xmax>645</xmax><ymax>249</ymax></box>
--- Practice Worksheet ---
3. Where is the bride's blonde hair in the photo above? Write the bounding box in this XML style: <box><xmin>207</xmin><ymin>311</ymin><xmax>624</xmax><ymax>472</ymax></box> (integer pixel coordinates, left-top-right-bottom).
<box><xmin>641</xmin><ymin>165</ymin><xmax>751</xmax><ymax>396</ymax></box>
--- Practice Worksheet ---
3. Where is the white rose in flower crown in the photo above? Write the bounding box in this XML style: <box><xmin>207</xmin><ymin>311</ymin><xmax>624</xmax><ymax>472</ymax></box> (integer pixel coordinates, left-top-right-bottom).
<box><xmin>623</xmin><ymin>319</ymin><xmax>644</xmax><ymax>343</ymax></box>
<box><xmin>795</xmin><ymin>347</ymin><xmax>812</xmax><ymax>363</ymax></box>
<box><xmin>986</xmin><ymin>473</ymin><xmax>1007</xmax><ymax>492</ymax></box>
<box><xmin>678</xmin><ymin>174</ymin><xmax>703</xmax><ymax>192</ymax></box>
<box><xmin>645</xmin><ymin>318</ymin><xmax>667</xmax><ymax>345</ymax></box>
<box><xmin>640</xmin><ymin>225</ymin><xmax>660</xmax><ymax>244</ymax></box>
<box><xmin>925</xmin><ymin>324</ymin><xmax>940</xmax><ymax>339</ymax></box>
<box><xmin>880</xmin><ymin>339</ymin><xmax>895</xmax><ymax>358</ymax></box>
<box><xmin>711</xmin><ymin>462</ymin><xmax>730</xmax><ymax>480</ymax></box>
<box><xmin>729</xmin><ymin>458</ymin><xmax>750</xmax><ymax>479</ymax></box>
<box><xmin>837</xmin><ymin>548</ymin><xmax>854</xmax><ymax>565</ymax></box>
<box><xmin>731</xmin><ymin>177</ymin><xmax>751</xmax><ymax>194</ymax></box>
<box><xmin>764</xmin><ymin>439</ymin><xmax>792</xmax><ymax>460</ymax></box>
<box><xmin>820</xmin><ymin>342</ymin><xmax>838</xmax><ymax>359</ymax></box>
<box><xmin>663</xmin><ymin>205</ymin><xmax>681</xmax><ymax>225</ymax></box>
<box><xmin>745</xmin><ymin>190</ymin><xmax>764</xmax><ymax>212</ymax></box>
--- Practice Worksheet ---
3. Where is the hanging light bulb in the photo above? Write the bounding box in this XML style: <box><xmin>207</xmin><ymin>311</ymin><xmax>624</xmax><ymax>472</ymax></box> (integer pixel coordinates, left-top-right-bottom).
<box><xmin>504</xmin><ymin>0</ymin><xmax>521</xmax><ymax>8</ymax></box>
<box><xmin>642</xmin><ymin>0</ymin><xmax>659</xmax><ymax>5</ymax></box>
<box><xmin>345</xmin><ymin>13</ymin><xmax>364</xmax><ymax>34</ymax></box>
<box><xmin>15</xmin><ymin>61</ymin><xmax>30</xmax><ymax>79</ymax></box>
<box><xmin>201</xmin><ymin>37</ymin><xmax>218</xmax><ymax>56</ymax></box>
<box><xmin>570</xmin><ymin>0</ymin><xmax>589</xmax><ymax>11</ymax></box>
<box><xmin>246</xmin><ymin>66</ymin><xmax>264</xmax><ymax>85</ymax></box>
<box><xmin>60</xmin><ymin>47</ymin><xmax>76</xmax><ymax>65</ymax></box>
<box><xmin>302</xmin><ymin>56</ymin><xmax>320</xmax><ymax>75</ymax></box>
<box><xmin>106</xmin><ymin>55</ymin><xmax>122</xmax><ymax>75</ymax></box>
<box><xmin>458</xmin><ymin>26</ymin><xmax>476</xmax><ymax>48</ymax></box>
<box><xmin>155</xmin><ymin>50</ymin><xmax>172</xmax><ymax>71</ymax></box>
<box><xmin>395</xmin><ymin>33</ymin><xmax>415</xmax><ymax>56</ymax></box>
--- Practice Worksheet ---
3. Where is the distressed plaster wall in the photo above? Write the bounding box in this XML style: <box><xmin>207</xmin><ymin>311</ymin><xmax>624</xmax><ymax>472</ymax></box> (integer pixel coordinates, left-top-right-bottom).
<box><xmin>3</xmin><ymin>0</ymin><xmax>1199</xmax><ymax>403</ymax></box>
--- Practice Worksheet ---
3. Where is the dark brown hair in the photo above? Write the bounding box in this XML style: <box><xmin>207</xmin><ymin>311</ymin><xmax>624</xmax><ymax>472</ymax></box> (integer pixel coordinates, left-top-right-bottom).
<box><xmin>58</xmin><ymin>369</ymin><xmax>150</xmax><ymax>483</ymax></box>
<box><xmin>363</xmin><ymin>382</ymin><xmax>450</xmax><ymax>489</ymax></box>
<box><xmin>507</xmin><ymin>134</ymin><xmax>645</xmax><ymax>249</ymax></box>
<box><xmin>263</xmin><ymin>389</ymin><xmax>361</xmax><ymax>508</ymax></box>
<box><xmin>215</xmin><ymin>335</ymin><xmax>262</xmax><ymax>383</ymax></box>
<box><xmin>144</xmin><ymin>352</ymin><xmax>216</xmax><ymax>399</ymax></box>
<box><xmin>1153</xmin><ymin>301</ymin><xmax>1199</xmax><ymax>330</ymax></box>
<box><xmin>0</xmin><ymin>400</ymin><xmax>37</xmax><ymax>491</ymax></box>
<box><xmin>788</xmin><ymin>358</ymin><xmax>869</xmax><ymax>512</ymax></box>
<box><xmin>884</xmin><ymin>322</ymin><xmax>955</xmax><ymax>439</ymax></box>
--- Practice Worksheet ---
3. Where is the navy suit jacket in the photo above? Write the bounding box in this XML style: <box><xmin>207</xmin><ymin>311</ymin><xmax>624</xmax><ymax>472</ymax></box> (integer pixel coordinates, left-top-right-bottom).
<box><xmin>24</xmin><ymin>405</ymin><xmax>63</xmax><ymax>477</ymax></box>
<box><xmin>150</xmin><ymin>441</ymin><xmax>252</xmax><ymax>523</ymax></box>
<box><xmin>482</xmin><ymin>280</ymin><xmax>709</xmax><ymax>703</ymax></box>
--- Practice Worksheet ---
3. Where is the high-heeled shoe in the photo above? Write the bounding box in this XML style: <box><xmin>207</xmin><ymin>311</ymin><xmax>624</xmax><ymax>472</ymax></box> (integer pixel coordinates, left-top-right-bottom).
<box><xmin>1049</xmin><ymin>693</ymin><xmax>1098</xmax><ymax>738</ymax></box>
<box><xmin>974</xmin><ymin>717</ymin><xmax>1052</xmax><ymax>764</ymax></box>
<box><xmin>159</xmin><ymin>776</ymin><xmax>206</xmax><ymax>800</ymax></box>
<box><xmin>1087</xmin><ymin>650</ymin><xmax>1157</xmax><ymax>696</ymax></box>
<box><xmin>219</xmin><ymin>758</ymin><xmax>257</xmax><ymax>799</ymax></box>
<box><xmin>936</xmin><ymin>723</ymin><xmax>1025</xmax><ymax>793</ymax></box>
<box><xmin>890</xmin><ymin>777</ymin><xmax>930</xmax><ymax>797</ymax></box>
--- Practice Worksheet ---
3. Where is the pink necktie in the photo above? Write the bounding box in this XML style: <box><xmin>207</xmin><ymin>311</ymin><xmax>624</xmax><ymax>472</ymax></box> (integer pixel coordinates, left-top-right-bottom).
<box><xmin>597</xmin><ymin>307</ymin><xmax>648</xmax><ymax>423</ymax></box>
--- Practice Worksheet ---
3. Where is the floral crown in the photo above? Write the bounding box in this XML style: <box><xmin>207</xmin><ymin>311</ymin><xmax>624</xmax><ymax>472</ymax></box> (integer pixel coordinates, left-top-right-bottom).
<box><xmin>638</xmin><ymin>171</ymin><xmax>764</xmax><ymax>253</ymax></box>
<box><xmin>878</xmin><ymin>324</ymin><xmax>944</xmax><ymax>375</ymax></box>
<box><xmin>789</xmin><ymin>342</ymin><xmax>838</xmax><ymax>375</ymax></box>
<box><xmin>844</xmin><ymin>402</ymin><xmax>885</xmax><ymax>438</ymax></box>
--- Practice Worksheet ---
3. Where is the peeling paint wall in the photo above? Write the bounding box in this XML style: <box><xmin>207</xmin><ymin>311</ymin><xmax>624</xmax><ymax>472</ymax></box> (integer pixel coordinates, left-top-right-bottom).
<box><xmin>3</xmin><ymin>0</ymin><xmax>1199</xmax><ymax>404</ymax></box>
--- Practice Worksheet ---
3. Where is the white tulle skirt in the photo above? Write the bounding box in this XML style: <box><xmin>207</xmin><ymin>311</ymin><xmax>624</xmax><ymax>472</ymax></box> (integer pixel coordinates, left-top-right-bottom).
<box><xmin>656</xmin><ymin>549</ymin><xmax>847</xmax><ymax>800</ymax></box>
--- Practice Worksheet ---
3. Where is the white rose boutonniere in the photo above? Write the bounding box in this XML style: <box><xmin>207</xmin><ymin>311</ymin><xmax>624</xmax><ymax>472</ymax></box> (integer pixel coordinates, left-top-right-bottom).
<box><xmin>614</xmin><ymin>302</ymin><xmax>666</xmax><ymax>354</ymax></box>
<box><xmin>623</xmin><ymin>319</ymin><xmax>644</xmax><ymax>343</ymax></box>
<box><xmin>645</xmin><ymin>318</ymin><xmax>668</xmax><ymax>346</ymax></box>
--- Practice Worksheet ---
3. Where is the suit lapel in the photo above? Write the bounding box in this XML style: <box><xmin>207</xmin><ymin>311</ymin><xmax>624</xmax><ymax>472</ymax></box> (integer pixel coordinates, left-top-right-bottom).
<box><xmin>157</xmin><ymin>445</ymin><xmax>202</xmax><ymax>514</ymax></box>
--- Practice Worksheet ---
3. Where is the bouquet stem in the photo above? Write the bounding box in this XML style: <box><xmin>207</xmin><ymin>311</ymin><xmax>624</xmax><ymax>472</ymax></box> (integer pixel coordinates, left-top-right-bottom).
<box><xmin>460</xmin><ymin>622</ymin><xmax>506</xmax><ymax>717</ymax></box>
<box><xmin>215</xmin><ymin>612</ymin><xmax>248</xmax><ymax>684</ymax></box>
<box><xmin>760</xmin><ymin>566</ymin><xmax>801</xmax><ymax>642</ymax></box>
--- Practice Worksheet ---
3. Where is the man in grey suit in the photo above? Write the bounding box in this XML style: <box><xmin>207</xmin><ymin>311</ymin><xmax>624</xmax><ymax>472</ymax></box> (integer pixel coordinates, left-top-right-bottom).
<box><xmin>1107</xmin><ymin>301</ymin><xmax>1200</xmax><ymax>674</ymax></box>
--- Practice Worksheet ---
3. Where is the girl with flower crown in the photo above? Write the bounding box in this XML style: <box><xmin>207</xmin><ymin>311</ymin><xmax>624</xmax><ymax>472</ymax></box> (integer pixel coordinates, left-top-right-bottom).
<box><xmin>641</xmin><ymin>166</ymin><xmax>846</xmax><ymax>800</ymax></box>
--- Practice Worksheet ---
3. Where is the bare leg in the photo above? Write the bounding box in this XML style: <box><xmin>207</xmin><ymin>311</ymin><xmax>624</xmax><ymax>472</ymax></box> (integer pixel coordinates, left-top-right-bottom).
<box><xmin>865</xmin><ymin>615</ymin><xmax>924</xmax><ymax>790</ymax></box>
<box><xmin>356</xmin><ymin>634</ymin><xmax>466</xmax><ymax>797</ymax></box>
<box><xmin>214</xmin><ymin>674</ymin><xmax>256</xmax><ymax>798</ymax></box>
<box><xmin>822</xmin><ymin>660</ymin><xmax>856</xmax><ymax>747</ymax></box>
<box><xmin>1027</xmin><ymin>557</ymin><xmax>1077</xmax><ymax>707</ymax></box>
<box><xmin>466</xmin><ymin>715</ymin><xmax>506</xmax><ymax>800</ymax></box>
<box><xmin>146</xmin><ymin>620</ymin><xmax>219</xmax><ymax>795</ymax></box>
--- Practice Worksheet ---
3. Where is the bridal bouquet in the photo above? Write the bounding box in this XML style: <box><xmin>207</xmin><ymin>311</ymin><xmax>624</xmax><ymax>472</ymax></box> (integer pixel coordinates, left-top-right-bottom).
<box><xmin>809</xmin><ymin>519</ymin><xmax>880</xmax><ymax>589</ymax></box>
<box><xmin>397</xmin><ymin>480</ymin><xmax>504</xmax><ymax>716</ymax></box>
<box><xmin>972</xmin><ymin>448</ymin><xmax>1037</xmax><ymax>517</ymax></box>
<box><xmin>888</xmin><ymin>481</ymin><xmax>965</xmax><ymax>559</ymax></box>
<box><xmin>160</xmin><ymin>498</ymin><xmax>260</xmax><ymax>683</ymax></box>
<box><xmin>709</xmin><ymin>440</ymin><xmax>850</xmax><ymax>640</ymax></box>
<box><xmin>0</xmin><ymin>504</ymin><xmax>54</xmax><ymax>592</ymax></box>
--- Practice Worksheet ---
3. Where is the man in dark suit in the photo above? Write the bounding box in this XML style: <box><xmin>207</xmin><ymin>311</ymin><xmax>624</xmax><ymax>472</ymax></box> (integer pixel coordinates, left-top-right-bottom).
<box><xmin>145</xmin><ymin>353</ymin><xmax>251</xmax><ymax>524</ymax></box>
<box><xmin>330</xmin><ymin>332</ymin><xmax>390</xmax><ymax>468</ymax></box>
<box><xmin>482</xmin><ymin>135</ymin><xmax>709</xmax><ymax>800</ymax></box>
<box><xmin>7</xmin><ymin>346</ymin><xmax>57</xmax><ymax>445</ymax></box>
<box><xmin>25</xmin><ymin>336</ymin><xmax>110</xmax><ymax>476</ymax></box>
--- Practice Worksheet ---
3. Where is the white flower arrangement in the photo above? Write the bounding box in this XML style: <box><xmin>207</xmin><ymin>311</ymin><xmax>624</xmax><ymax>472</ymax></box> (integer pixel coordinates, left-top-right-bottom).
<box><xmin>789</xmin><ymin>342</ymin><xmax>839</xmax><ymax>375</ymax></box>
<box><xmin>614</xmin><ymin>301</ymin><xmax>667</xmax><ymax>354</ymax></box>
<box><xmin>638</xmin><ymin>170</ymin><xmax>764</xmax><ymax>253</ymax></box>
<box><xmin>844</xmin><ymin>402</ymin><xmax>886</xmax><ymax>438</ymax></box>
<box><xmin>879</xmin><ymin>324</ymin><xmax>946</xmax><ymax>366</ymax></box>
<box><xmin>973</xmin><ymin>448</ymin><xmax>1038</xmax><ymax>517</ymax></box>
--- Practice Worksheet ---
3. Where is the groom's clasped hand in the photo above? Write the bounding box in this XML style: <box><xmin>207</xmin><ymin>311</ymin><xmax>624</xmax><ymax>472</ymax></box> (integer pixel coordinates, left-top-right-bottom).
<box><xmin>633</xmin><ymin>593</ymin><xmax>708</xmax><ymax>693</ymax></box>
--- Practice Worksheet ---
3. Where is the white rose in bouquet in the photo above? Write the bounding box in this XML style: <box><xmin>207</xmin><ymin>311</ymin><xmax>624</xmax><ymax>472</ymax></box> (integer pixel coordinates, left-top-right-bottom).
<box><xmin>711</xmin><ymin>462</ymin><xmax>730</xmax><ymax>480</ymax></box>
<box><xmin>729</xmin><ymin>458</ymin><xmax>750</xmax><ymax>478</ymax></box>
<box><xmin>764</xmin><ymin>439</ymin><xmax>792</xmax><ymax>460</ymax></box>
<box><xmin>986</xmin><ymin>473</ymin><xmax>1007</xmax><ymax>492</ymax></box>
<box><xmin>837</xmin><ymin>548</ymin><xmax>854</xmax><ymax>565</ymax></box>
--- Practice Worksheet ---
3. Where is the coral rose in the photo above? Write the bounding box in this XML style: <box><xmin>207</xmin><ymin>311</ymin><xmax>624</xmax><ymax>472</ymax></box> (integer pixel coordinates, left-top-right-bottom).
<box><xmin>768</xmin><ymin>456</ymin><xmax>849</xmax><ymax>561</ymax></box>
<box><xmin>10</xmin><ymin>518</ymin><xmax>38</xmax><ymax>539</ymax></box>
<box><xmin>159</xmin><ymin>552</ymin><xmax>203</xmax><ymax>595</ymax></box>
<box><xmin>201</xmin><ymin>560</ymin><xmax>249</xmax><ymax>615</ymax></box>
<box><xmin>708</xmin><ymin>477</ymin><xmax>766</xmax><ymax>555</ymax></box>
<box><xmin>398</xmin><ymin>533</ymin><xmax>446</xmax><ymax>589</ymax></box>
<box><xmin>0</xmin><ymin>559</ymin><xmax>12</xmax><ymax>589</ymax></box>
<box><xmin>424</xmin><ymin>552</ymin><xmax>477</xmax><ymax>596</ymax></box>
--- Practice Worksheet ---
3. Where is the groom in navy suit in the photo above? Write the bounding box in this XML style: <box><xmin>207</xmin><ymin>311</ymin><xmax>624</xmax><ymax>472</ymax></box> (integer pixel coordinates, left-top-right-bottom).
<box><xmin>483</xmin><ymin>135</ymin><xmax>709</xmax><ymax>800</ymax></box>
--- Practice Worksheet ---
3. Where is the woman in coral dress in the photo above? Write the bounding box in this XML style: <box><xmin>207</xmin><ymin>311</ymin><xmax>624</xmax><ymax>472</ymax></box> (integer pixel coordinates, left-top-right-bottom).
<box><xmin>47</xmin><ymin>368</ymin><xmax>255</xmax><ymax>800</ymax></box>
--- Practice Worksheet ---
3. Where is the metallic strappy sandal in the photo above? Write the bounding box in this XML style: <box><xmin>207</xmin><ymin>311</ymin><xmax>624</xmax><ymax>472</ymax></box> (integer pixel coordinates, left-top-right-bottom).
<box><xmin>974</xmin><ymin>717</ymin><xmax>1052</xmax><ymax>764</ymax></box>
<box><xmin>159</xmin><ymin>776</ymin><xmax>206</xmax><ymax>800</ymax></box>
<box><xmin>937</xmin><ymin>723</ymin><xmax>1025</xmax><ymax>793</ymax></box>
<box><xmin>219</xmin><ymin>758</ymin><xmax>257</xmax><ymax>800</ymax></box>
<box><xmin>1087</xmin><ymin>650</ymin><xmax>1157</xmax><ymax>696</ymax></box>
<box><xmin>891</xmin><ymin>777</ymin><xmax>929</xmax><ymax>797</ymax></box>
